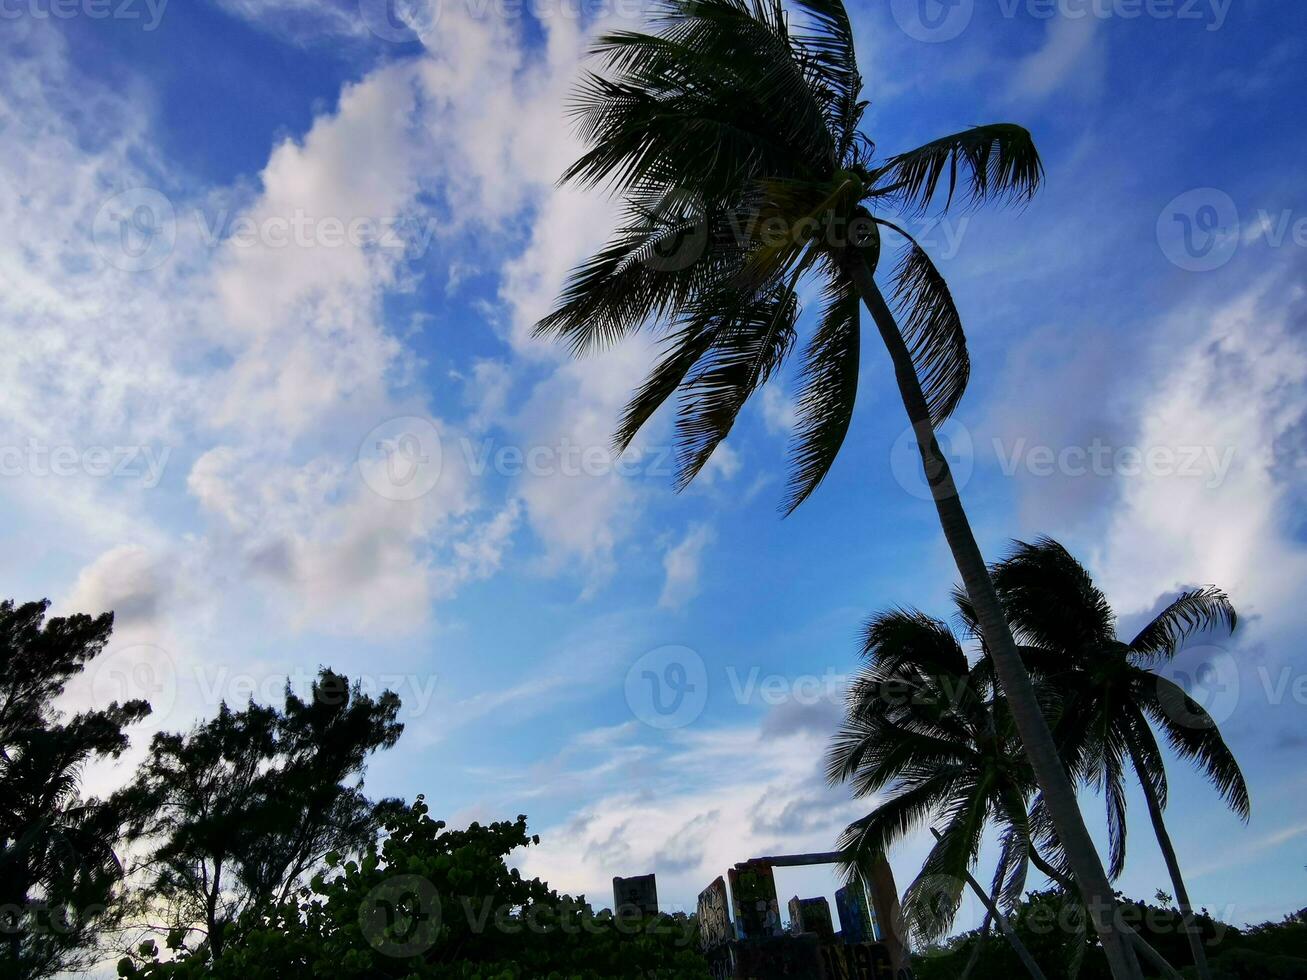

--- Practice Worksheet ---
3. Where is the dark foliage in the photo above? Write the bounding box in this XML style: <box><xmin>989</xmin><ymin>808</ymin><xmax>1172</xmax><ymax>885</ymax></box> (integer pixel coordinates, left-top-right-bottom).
<box><xmin>914</xmin><ymin>892</ymin><xmax>1307</xmax><ymax>980</ymax></box>
<box><xmin>120</xmin><ymin>669</ymin><xmax>403</xmax><ymax>957</ymax></box>
<box><xmin>117</xmin><ymin>797</ymin><xmax>710</xmax><ymax>979</ymax></box>
<box><xmin>0</xmin><ymin>599</ymin><xmax>150</xmax><ymax>980</ymax></box>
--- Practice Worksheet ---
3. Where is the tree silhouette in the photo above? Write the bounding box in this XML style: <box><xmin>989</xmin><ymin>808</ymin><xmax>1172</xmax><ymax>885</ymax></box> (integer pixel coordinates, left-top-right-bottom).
<box><xmin>825</xmin><ymin>609</ymin><xmax>1037</xmax><ymax>948</ymax></box>
<box><xmin>118</xmin><ymin>798</ymin><xmax>710</xmax><ymax>979</ymax></box>
<box><xmin>123</xmin><ymin>670</ymin><xmax>402</xmax><ymax>957</ymax></box>
<box><xmin>0</xmin><ymin>599</ymin><xmax>150</xmax><ymax>979</ymax></box>
<box><xmin>967</xmin><ymin>538</ymin><xmax>1246</xmax><ymax>980</ymax></box>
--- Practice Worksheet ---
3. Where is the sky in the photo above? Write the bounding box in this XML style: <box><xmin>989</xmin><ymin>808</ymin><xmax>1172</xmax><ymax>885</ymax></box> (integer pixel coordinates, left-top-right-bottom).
<box><xmin>3</xmin><ymin>0</ymin><xmax>1307</xmax><ymax>952</ymax></box>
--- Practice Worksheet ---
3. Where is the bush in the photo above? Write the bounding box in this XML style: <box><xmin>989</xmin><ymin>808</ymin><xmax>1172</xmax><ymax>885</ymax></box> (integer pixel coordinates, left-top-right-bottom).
<box><xmin>118</xmin><ymin>797</ymin><xmax>709</xmax><ymax>979</ymax></box>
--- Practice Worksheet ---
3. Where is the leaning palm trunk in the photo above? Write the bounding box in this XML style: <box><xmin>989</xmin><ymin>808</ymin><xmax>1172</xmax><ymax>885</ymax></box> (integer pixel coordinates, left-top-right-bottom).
<box><xmin>959</xmin><ymin>871</ymin><xmax>1046</xmax><ymax>980</ymax></box>
<box><xmin>849</xmin><ymin>259</ymin><xmax>1143</xmax><ymax>980</ymax></box>
<box><xmin>1127</xmin><ymin>739</ymin><xmax>1213</xmax><ymax>979</ymax></box>
<box><xmin>959</xmin><ymin>909</ymin><xmax>992</xmax><ymax>980</ymax></box>
<box><xmin>930</xmin><ymin>828</ymin><xmax>1045</xmax><ymax>980</ymax></box>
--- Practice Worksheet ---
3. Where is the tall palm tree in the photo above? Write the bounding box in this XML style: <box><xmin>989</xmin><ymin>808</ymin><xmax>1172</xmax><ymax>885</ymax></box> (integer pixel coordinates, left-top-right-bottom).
<box><xmin>976</xmin><ymin>539</ymin><xmax>1247</xmax><ymax>980</ymax></box>
<box><xmin>535</xmin><ymin>0</ymin><xmax>1138</xmax><ymax>972</ymax></box>
<box><xmin>826</xmin><ymin>609</ymin><xmax>1058</xmax><ymax>978</ymax></box>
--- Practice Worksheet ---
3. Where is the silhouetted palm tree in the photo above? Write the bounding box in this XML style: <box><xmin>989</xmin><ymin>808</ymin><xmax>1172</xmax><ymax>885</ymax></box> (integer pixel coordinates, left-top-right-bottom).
<box><xmin>826</xmin><ymin>610</ymin><xmax>1037</xmax><ymax>946</ymax></box>
<box><xmin>977</xmin><ymin>539</ymin><xmax>1247</xmax><ymax>980</ymax></box>
<box><xmin>536</xmin><ymin>1</ymin><xmax>1138</xmax><ymax>972</ymax></box>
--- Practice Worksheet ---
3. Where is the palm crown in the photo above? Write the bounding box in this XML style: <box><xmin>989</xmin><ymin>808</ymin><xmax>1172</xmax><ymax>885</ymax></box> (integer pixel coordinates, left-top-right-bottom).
<box><xmin>535</xmin><ymin>0</ymin><xmax>1042</xmax><ymax>511</ymax></box>
<box><xmin>962</xmin><ymin>539</ymin><xmax>1246</xmax><ymax>980</ymax></box>
<box><xmin>826</xmin><ymin>609</ymin><xmax>1037</xmax><ymax>942</ymax></box>
<box><xmin>960</xmin><ymin>539</ymin><xmax>1248</xmax><ymax>879</ymax></box>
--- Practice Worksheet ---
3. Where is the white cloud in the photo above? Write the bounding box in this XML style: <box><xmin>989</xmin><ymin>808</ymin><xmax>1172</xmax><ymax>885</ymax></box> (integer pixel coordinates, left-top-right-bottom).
<box><xmin>658</xmin><ymin>524</ymin><xmax>716</xmax><ymax>610</ymax></box>
<box><xmin>1095</xmin><ymin>267</ymin><xmax>1307</xmax><ymax>628</ymax></box>
<box><xmin>760</xmin><ymin>381</ymin><xmax>798</xmax><ymax>436</ymax></box>
<box><xmin>0</xmin><ymin>23</ymin><xmax>537</xmax><ymax>643</ymax></box>
<box><xmin>63</xmin><ymin>544</ymin><xmax>170</xmax><ymax>628</ymax></box>
<box><xmin>515</xmin><ymin>718</ymin><xmax>879</xmax><ymax>913</ymax></box>
<box><xmin>1006</xmin><ymin>13</ymin><xmax>1103</xmax><ymax>102</ymax></box>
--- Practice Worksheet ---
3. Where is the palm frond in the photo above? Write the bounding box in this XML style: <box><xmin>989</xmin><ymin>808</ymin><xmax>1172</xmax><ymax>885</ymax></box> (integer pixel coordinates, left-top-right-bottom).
<box><xmin>1128</xmin><ymin>587</ymin><xmax>1237</xmax><ymax>662</ymax></box>
<box><xmin>569</xmin><ymin>0</ymin><xmax>836</xmax><ymax>196</ymax></box>
<box><xmin>990</xmin><ymin>537</ymin><xmax>1117</xmax><ymax>654</ymax></box>
<box><xmin>902</xmin><ymin>789</ymin><xmax>989</xmax><ymax>942</ymax></box>
<box><xmin>782</xmin><ymin>269</ymin><xmax>860</xmax><ymax>513</ymax></box>
<box><xmin>990</xmin><ymin>811</ymin><xmax>1031</xmax><ymax>913</ymax></box>
<box><xmin>614</xmin><ymin>319</ymin><xmax>718</xmax><ymax>453</ymax></box>
<box><xmin>1142</xmin><ymin>676</ymin><xmax>1250</xmax><ymax>820</ymax></box>
<box><xmin>533</xmin><ymin>194</ymin><xmax>743</xmax><ymax>355</ymax></box>
<box><xmin>786</xmin><ymin>0</ymin><xmax>866</xmax><ymax>159</ymax></box>
<box><xmin>870</xmin><ymin>124</ymin><xmax>1043</xmax><ymax>215</ymax></box>
<box><xmin>670</xmin><ymin>280</ymin><xmax>801</xmax><ymax>489</ymax></box>
<box><xmin>858</xmin><ymin>608</ymin><xmax>970</xmax><ymax>681</ymax></box>
<box><xmin>1101</xmin><ymin>728</ymin><xmax>1130</xmax><ymax>880</ymax></box>
<box><xmin>879</xmin><ymin>222</ymin><xmax>969</xmax><ymax>424</ymax></box>
<box><xmin>835</xmin><ymin>775</ymin><xmax>956</xmax><ymax>885</ymax></box>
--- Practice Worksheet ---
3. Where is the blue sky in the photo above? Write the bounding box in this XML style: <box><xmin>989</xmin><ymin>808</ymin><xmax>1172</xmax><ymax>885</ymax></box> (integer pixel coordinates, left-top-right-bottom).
<box><xmin>3</xmin><ymin>0</ymin><xmax>1307</xmax><ymax>947</ymax></box>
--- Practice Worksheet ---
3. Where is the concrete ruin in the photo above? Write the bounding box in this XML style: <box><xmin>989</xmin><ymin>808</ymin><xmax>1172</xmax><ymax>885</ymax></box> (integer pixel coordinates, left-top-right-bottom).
<box><xmin>612</xmin><ymin>873</ymin><xmax>659</xmax><ymax>918</ymax></box>
<box><xmin>695</xmin><ymin>851</ymin><xmax>913</xmax><ymax>979</ymax></box>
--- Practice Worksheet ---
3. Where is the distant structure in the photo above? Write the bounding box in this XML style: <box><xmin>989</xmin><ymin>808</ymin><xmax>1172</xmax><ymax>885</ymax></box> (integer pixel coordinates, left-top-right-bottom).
<box><xmin>788</xmin><ymin>895</ymin><xmax>834</xmax><ymax>939</ymax></box>
<box><xmin>612</xmin><ymin>873</ymin><xmax>659</xmax><ymax>917</ymax></box>
<box><xmin>835</xmin><ymin>883</ymin><xmax>874</xmax><ymax>944</ymax></box>
<box><xmin>696</xmin><ymin>850</ymin><xmax>913</xmax><ymax>979</ymax></box>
